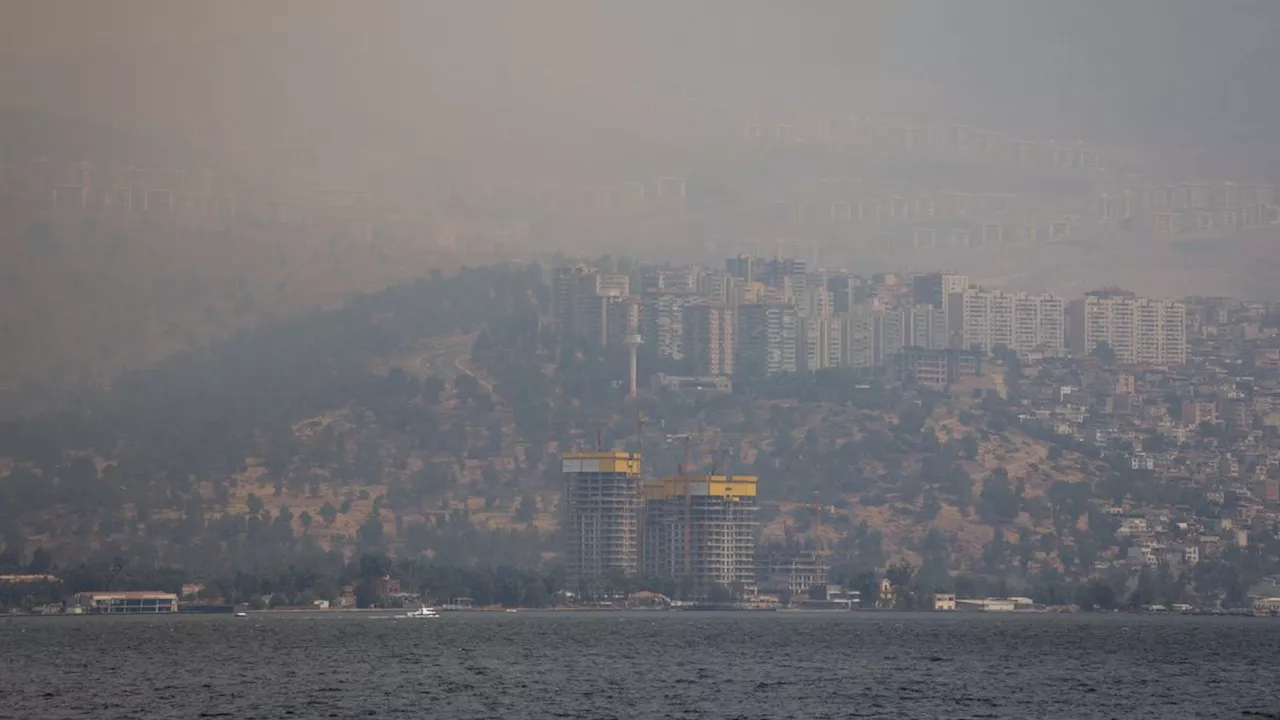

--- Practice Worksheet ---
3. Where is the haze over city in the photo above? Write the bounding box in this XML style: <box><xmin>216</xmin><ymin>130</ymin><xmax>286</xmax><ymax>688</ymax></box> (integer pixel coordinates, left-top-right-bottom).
<box><xmin>5</xmin><ymin>3</ymin><xmax>1280</xmax><ymax>719</ymax></box>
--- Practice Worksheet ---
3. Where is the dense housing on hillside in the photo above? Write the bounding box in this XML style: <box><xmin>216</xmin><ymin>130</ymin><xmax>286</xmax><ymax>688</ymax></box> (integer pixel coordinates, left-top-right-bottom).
<box><xmin>552</xmin><ymin>258</ymin><xmax>1188</xmax><ymax>388</ymax></box>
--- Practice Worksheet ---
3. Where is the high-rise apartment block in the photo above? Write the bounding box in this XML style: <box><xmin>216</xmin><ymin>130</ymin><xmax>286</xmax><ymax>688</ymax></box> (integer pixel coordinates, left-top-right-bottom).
<box><xmin>799</xmin><ymin>285</ymin><xmax>834</xmax><ymax>318</ymax></box>
<box><xmin>642</xmin><ymin>267</ymin><xmax>698</xmax><ymax>293</ymax></box>
<box><xmin>841</xmin><ymin>309</ymin><xmax>876</xmax><ymax>369</ymax></box>
<box><xmin>696</xmin><ymin>271</ymin><xmax>733</xmax><ymax>304</ymax></box>
<box><xmin>1067</xmin><ymin>291</ymin><xmax>1187</xmax><ymax>366</ymax></box>
<box><xmin>761</xmin><ymin>257</ymin><xmax>807</xmax><ymax>296</ymax></box>
<box><xmin>686</xmin><ymin>302</ymin><xmax>736</xmax><ymax>375</ymax></box>
<box><xmin>802</xmin><ymin>316</ymin><xmax>843</xmax><ymax>371</ymax></box>
<box><xmin>961</xmin><ymin>289</ymin><xmax>1065</xmax><ymax>357</ymax></box>
<box><xmin>641</xmin><ymin>474</ymin><xmax>758</xmax><ymax>596</ymax></box>
<box><xmin>552</xmin><ymin>264</ymin><xmax>597</xmax><ymax>333</ymax></box>
<box><xmin>825</xmin><ymin>273</ymin><xmax>863</xmax><ymax>314</ymax></box>
<box><xmin>725</xmin><ymin>254</ymin><xmax>758</xmax><ymax>283</ymax></box>
<box><xmin>554</xmin><ymin>265</ymin><xmax>633</xmax><ymax>345</ymax></box>
<box><xmin>912</xmin><ymin>272</ymin><xmax>969</xmax><ymax>347</ymax></box>
<box><xmin>643</xmin><ymin>291</ymin><xmax>698</xmax><ymax>361</ymax></box>
<box><xmin>907</xmin><ymin>304</ymin><xmax>948</xmax><ymax>350</ymax></box>
<box><xmin>912</xmin><ymin>272</ymin><xmax>969</xmax><ymax>311</ymax></box>
<box><xmin>562</xmin><ymin>452</ymin><xmax>644</xmax><ymax>592</ymax></box>
<box><xmin>738</xmin><ymin>302</ymin><xmax>800</xmax><ymax>375</ymax></box>
<box><xmin>873</xmin><ymin>307</ymin><xmax>908</xmax><ymax>365</ymax></box>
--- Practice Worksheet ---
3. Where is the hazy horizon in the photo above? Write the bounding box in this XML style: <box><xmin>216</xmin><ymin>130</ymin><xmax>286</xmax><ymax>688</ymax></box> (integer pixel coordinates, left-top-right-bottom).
<box><xmin>4</xmin><ymin>0</ymin><xmax>1280</xmax><ymax>397</ymax></box>
<box><xmin>5</xmin><ymin>1</ymin><xmax>1280</xmax><ymax>170</ymax></box>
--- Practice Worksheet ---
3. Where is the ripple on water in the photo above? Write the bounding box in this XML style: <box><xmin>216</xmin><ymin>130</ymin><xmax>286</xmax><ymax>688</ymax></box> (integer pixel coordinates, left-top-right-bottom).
<box><xmin>1</xmin><ymin>613</ymin><xmax>1279</xmax><ymax>719</ymax></box>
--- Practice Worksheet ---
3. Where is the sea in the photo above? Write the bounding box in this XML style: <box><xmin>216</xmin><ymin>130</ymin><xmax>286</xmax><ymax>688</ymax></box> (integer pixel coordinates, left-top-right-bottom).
<box><xmin>1</xmin><ymin>611</ymin><xmax>1277</xmax><ymax>719</ymax></box>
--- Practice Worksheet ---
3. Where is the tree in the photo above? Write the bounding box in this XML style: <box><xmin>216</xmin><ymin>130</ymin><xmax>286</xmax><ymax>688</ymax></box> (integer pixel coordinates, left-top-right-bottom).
<box><xmin>299</xmin><ymin>511</ymin><xmax>313</xmax><ymax>533</ymax></box>
<box><xmin>27</xmin><ymin>547</ymin><xmax>53</xmax><ymax>574</ymax></box>
<box><xmin>246</xmin><ymin>493</ymin><xmax>264</xmax><ymax>516</ymax></box>
<box><xmin>707</xmin><ymin>583</ymin><xmax>734</xmax><ymax>604</ymax></box>
<box><xmin>1091</xmin><ymin>341</ymin><xmax>1117</xmax><ymax>366</ymax></box>
<box><xmin>920</xmin><ymin>489</ymin><xmax>942</xmax><ymax>521</ymax></box>
<box><xmin>978</xmin><ymin>468</ymin><xmax>1019</xmax><ymax>523</ymax></box>
<box><xmin>1074</xmin><ymin>580</ymin><xmax>1117</xmax><ymax>612</ymax></box>
<box><xmin>320</xmin><ymin>502</ymin><xmax>338</xmax><ymax>525</ymax></box>
<box><xmin>515</xmin><ymin>495</ymin><xmax>536</xmax><ymax>524</ymax></box>
<box><xmin>946</xmin><ymin>465</ymin><xmax>973</xmax><ymax>507</ymax></box>
<box><xmin>895</xmin><ymin>404</ymin><xmax>927</xmax><ymax>436</ymax></box>
<box><xmin>982</xmin><ymin>529</ymin><xmax>1008</xmax><ymax>571</ymax></box>
<box><xmin>357</xmin><ymin>515</ymin><xmax>386</xmax><ymax>555</ymax></box>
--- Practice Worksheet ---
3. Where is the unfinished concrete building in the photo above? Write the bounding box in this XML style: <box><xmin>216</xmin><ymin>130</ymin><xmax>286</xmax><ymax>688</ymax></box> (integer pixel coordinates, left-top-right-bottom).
<box><xmin>757</xmin><ymin>550</ymin><xmax>829</xmax><ymax>597</ymax></box>
<box><xmin>641</xmin><ymin>474</ymin><xmax>758</xmax><ymax>598</ymax></box>
<box><xmin>562</xmin><ymin>452</ymin><xmax>643</xmax><ymax>593</ymax></box>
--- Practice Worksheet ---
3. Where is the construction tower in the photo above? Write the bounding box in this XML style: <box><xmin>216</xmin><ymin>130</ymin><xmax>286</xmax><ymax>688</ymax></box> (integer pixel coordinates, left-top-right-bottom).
<box><xmin>562</xmin><ymin>452</ymin><xmax>643</xmax><ymax>594</ymax></box>
<box><xmin>641</xmin><ymin>473</ymin><xmax>758</xmax><ymax>598</ymax></box>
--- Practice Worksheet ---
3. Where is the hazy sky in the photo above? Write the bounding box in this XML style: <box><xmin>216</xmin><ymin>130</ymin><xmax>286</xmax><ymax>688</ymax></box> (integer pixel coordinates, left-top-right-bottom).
<box><xmin>4</xmin><ymin>0</ymin><xmax>1278</xmax><ymax>174</ymax></box>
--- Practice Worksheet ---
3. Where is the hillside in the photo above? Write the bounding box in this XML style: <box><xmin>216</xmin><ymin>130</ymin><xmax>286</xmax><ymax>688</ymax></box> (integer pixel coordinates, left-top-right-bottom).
<box><xmin>0</xmin><ymin>261</ymin><xmax>1122</xmax><ymax>600</ymax></box>
<box><xmin>0</xmin><ymin>208</ymin><xmax>478</xmax><ymax>413</ymax></box>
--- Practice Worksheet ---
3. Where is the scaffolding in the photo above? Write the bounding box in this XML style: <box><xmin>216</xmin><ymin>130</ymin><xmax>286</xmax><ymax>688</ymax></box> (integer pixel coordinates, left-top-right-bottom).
<box><xmin>641</xmin><ymin>474</ymin><xmax>758</xmax><ymax>598</ymax></box>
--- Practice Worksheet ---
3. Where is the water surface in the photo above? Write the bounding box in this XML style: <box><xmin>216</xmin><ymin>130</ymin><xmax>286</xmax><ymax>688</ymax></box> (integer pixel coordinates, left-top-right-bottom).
<box><xmin>1</xmin><ymin>612</ymin><xmax>1276</xmax><ymax>719</ymax></box>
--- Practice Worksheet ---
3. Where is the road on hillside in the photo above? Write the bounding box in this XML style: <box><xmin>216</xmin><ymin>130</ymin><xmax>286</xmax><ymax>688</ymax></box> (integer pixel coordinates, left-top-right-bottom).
<box><xmin>415</xmin><ymin>333</ymin><xmax>495</xmax><ymax>394</ymax></box>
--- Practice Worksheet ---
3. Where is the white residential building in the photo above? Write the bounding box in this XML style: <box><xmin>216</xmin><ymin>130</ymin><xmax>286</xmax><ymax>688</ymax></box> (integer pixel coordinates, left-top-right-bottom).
<box><xmin>1067</xmin><ymin>292</ymin><xmax>1187</xmax><ymax>366</ymax></box>
<box><xmin>685</xmin><ymin>302</ymin><xmax>735</xmax><ymax>376</ymax></box>
<box><xmin>802</xmin><ymin>316</ymin><xmax>843</xmax><ymax>371</ymax></box>
<box><xmin>961</xmin><ymin>288</ymin><xmax>1065</xmax><ymax>357</ymax></box>
<box><xmin>841</xmin><ymin>309</ymin><xmax>876</xmax><ymax>369</ymax></box>
<box><xmin>643</xmin><ymin>291</ymin><xmax>697</xmax><ymax>361</ymax></box>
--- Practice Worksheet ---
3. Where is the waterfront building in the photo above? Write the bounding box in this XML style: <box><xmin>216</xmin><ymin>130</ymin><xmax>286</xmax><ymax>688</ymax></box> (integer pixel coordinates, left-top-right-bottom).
<box><xmin>642</xmin><ymin>474</ymin><xmax>758</xmax><ymax>598</ymax></box>
<box><xmin>562</xmin><ymin>452</ymin><xmax>644</xmax><ymax>593</ymax></box>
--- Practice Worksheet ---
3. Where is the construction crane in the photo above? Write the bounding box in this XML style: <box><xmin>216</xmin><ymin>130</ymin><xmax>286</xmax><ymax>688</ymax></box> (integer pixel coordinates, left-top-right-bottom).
<box><xmin>636</xmin><ymin>408</ymin><xmax>647</xmax><ymax>570</ymax></box>
<box><xmin>683</xmin><ymin>435</ymin><xmax>693</xmax><ymax>579</ymax></box>
<box><xmin>708</xmin><ymin>445</ymin><xmax>732</xmax><ymax>477</ymax></box>
<box><xmin>803</xmin><ymin>491</ymin><xmax>836</xmax><ymax>556</ymax></box>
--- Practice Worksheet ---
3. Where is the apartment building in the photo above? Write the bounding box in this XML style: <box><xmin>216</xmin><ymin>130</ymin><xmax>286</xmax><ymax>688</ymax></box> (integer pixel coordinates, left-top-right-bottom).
<box><xmin>641</xmin><ymin>267</ymin><xmax>698</xmax><ymax>294</ymax></box>
<box><xmin>552</xmin><ymin>264</ymin><xmax>600</xmax><ymax>334</ymax></box>
<box><xmin>841</xmin><ymin>309</ymin><xmax>876</xmax><ymax>369</ymax></box>
<box><xmin>799</xmin><ymin>285</ymin><xmax>834</xmax><ymax>319</ymax></box>
<box><xmin>643</xmin><ymin>291</ymin><xmax>698</xmax><ymax>361</ymax></box>
<box><xmin>554</xmin><ymin>265</ymin><xmax>633</xmax><ymax>345</ymax></box>
<box><xmin>697</xmin><ymin>271</ymin><xmax>733</xmax><ymax>304</ymax></box>
<box><xmin>562</xmin><ymin>452</ymin><xmax>644</xmax><ymax>592</ymax></box>
<box><xmin>962</xmin><ymin>289</ymin><xmax>1065</xmax><ymax>357</ymax></box>
<box><xmin>1067</xmin><ymin>291</ymin><xmax>1187</xmax><ymax>366</ymax></box>
<box><xmin>738</xmin><ymin>302</ymin><xmax>800</xmax><ymax>375</ymax></box>
<box><xmin>686</xmin><ymin>302</ymin><xmax>736</xmax><ymax>376</ymax></box>
<box><xmin>911</xmin><ymin>272</ymin><xmax>969</xmax><ymax>313</ymax></box>
<box><xmin>761</xmin><ymin>257</ymin><xmax>807</xmax><ymax>296</ymax></box>
<box><xmin>641</xmin><ymin>474</ymin><xmax>758</xmax><ymax>598</ymax></box>
<box><xmin>872</xmin><ymin>307</ymin><xmax>909</xmax><ymax>365</ymax></box>
<box><xmin>802</xmin><ymin>316</ymin><xmax>843</xmax><ymax>371</ymax></box>
<box><xmin>725</xmin><ymin>254</ymin><xmax>758</xmax><ymax>283</ymax></box>
<box><xmin>907</xmin><ymin>304</ymin><xmax>949</xmax><ymax>351</ymax></box>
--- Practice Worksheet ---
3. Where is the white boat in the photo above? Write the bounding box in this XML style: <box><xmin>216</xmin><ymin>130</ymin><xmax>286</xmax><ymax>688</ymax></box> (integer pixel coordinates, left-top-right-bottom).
<box><xmin>234</xmin><ymin>612</ymin><xmax>248</xmax><ymax>618</ymax></box>
<box><xmin>395</xmin><ymin>605</ymin><xmax>440</xmax><ymax>619</ymax></box>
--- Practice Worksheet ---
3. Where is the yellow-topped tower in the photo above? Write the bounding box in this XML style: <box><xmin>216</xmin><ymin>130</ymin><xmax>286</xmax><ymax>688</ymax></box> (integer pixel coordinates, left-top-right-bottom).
<box><xmin>641</xmin><ymin>473</ymin><xmax>758</xmax><ymax>598</ymax></box>
<box><xmin>561</xmin><ymin>452</ymin><xmax>643</xmax><ymax>592</ymax></box>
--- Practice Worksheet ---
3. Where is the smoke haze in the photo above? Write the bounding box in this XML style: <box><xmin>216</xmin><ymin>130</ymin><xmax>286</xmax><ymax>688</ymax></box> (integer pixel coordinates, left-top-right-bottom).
<box><xmin>3</xmin><ymin>0</ymin><xmax>1280</xmax><ymax>399</ymax></box>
